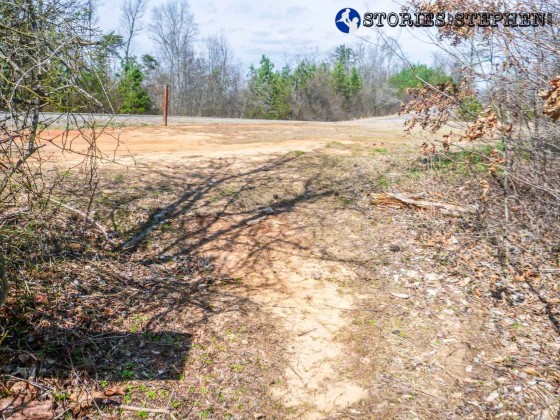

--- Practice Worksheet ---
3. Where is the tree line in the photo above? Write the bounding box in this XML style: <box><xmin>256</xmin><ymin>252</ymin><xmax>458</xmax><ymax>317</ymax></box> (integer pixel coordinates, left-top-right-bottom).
<box><xmin>0</xmin><ymin>0</ymin><xmax>461</xmax><ymax>122</ymax></box>
<box><xmin>60</xmin><ymin>0</ymin><xmax>453</xmax><ymax>121</ymax></box>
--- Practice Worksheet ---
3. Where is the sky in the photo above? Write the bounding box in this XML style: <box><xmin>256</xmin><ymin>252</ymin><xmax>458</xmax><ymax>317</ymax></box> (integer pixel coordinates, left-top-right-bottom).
<box><xmin>96</xmin><ymin>0</ymin><xmax>440</xmax><ymax>69</ymax></box>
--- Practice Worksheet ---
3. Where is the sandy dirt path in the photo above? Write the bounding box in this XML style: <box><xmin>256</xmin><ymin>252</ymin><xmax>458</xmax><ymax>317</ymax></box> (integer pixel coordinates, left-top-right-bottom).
<box><xmin>103</xmin><ymin>116</ymin><xmax>409</xmax><ymax>417</ymax></box>
<box><xmin>205</xmin><ymin>214</ymin><xmax>369</xmax><ymax>418</ymax></box>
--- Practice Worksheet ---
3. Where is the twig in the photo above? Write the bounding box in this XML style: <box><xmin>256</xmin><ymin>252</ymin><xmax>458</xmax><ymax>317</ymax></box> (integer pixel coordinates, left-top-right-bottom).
<box><xmin>0</xmin><ymin>374</ymin><xmax>52</xmax><ymax>391</ymax></box>
<box><xmin>121</xmin><ymin>405</ymin><xmax>172</xmax><ymax>415</ymax></box>
<box><xmin>166</xmin><ymin>390</ymin><xmax>177</xmax><ymax>420</ymax></box>
<box><xmin>322</xmin><ymin>304</ymin><xmax>355</xmax><ymax>311</ymax></box>
<box><xmin>0</xmin><ymin>254</ymin><xmax>7</xmax><ymax>308</ymax></box>
<box><xmin>389</xmin><ymin>377</ymin><xmax>447</xmax><ymax>401</ymax></box>
<box><xmin>48</xmin><ymin>197</ymin><xmax>109</xmax><ymax>240</ymax></box>
<box><xmin>297</xmin><ymin>328</ymin><xmax>317</xmax><ymax>337</ymax></box>
<box><xmin>0</xmin><ymin>145</ymin><xmax>45</xmax><ymax>197</ymax></box>
<box><xmin>73</xmin><ymin>371</ymin><xmax>103</xmax><ymax>417</ymax></box>
<box><xmin>288</xmin><ymin>365</ymin><xmax>305</xmax><ymax>384</ymax></box>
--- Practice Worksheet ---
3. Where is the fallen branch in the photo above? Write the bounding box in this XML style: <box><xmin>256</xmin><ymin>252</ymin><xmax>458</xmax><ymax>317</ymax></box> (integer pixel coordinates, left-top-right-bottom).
<box><xmin>0</xmin><ymin>207</ymin><xmax>31</xmax><ymax>226</ymax></box>
<box><xmin>297</xmin><ymin>328</ymin><xmax>317</xmax><ymax>337</ymax></box>
<box><xmin>370</xmin><ymin>192</ymin><xmax>477</xmax><ymax>216</ymax></box>
<box><xmin>121</xmin><ymin>206</ymin><xmax>173</xmax><ymax>250</ymax></box>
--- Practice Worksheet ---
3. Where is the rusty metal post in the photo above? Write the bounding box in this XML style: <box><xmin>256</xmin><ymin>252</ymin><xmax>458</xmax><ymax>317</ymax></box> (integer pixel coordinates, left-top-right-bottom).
<box><xmin>162</xmin><ymin>84</ymin><xmax>169</xmax><ymax>126</ymax></box>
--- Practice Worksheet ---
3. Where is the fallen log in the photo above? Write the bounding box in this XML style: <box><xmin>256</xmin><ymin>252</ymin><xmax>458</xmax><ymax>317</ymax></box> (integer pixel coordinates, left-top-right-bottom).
<box><xmin>370</xmin><ymin>192</ymin><xmax>477</xmax><ymax>216</ymax></box>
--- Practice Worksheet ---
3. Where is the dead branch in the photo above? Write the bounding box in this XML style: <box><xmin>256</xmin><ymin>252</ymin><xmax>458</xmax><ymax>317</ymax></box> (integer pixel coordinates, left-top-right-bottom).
<box><xmin>120</xmin><ymin>404</ymin><xmax>176</xmax><ymax>419</ymax></box>
<box><xmin>121</xmin><ymin>206</ymin><xmax>172</xmax><ymax>250</ymax></box>
<box><xmin>0</xmin><ymin>144</ymin><xmax>45</xmax><ymax>198</ymax></box>
<box><xmin>48</xmin><ymin>198</ymin><xmax>110</xmax><ymax>240</ymax></box>
<box><xmin>0</xmin><ymin>207</ymin><xmax>31</xmax><ymax>226</ymax></box>
<box><xmin>370</xmin><ymin>192</ymin><xmax>477</xmax><ymax>216</ymax></box>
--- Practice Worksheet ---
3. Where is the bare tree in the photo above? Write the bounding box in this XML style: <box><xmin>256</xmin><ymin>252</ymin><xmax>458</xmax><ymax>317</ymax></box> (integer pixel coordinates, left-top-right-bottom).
<box><xmin>0</xmin><ymin>0</ymin><xmax>119</xmax><ymax>307</ymax></box>
<box><xmin>202</xmin><ymin>34</ymin><xmax>244</xmax><ymax>117</ymax></box>
<box><xmin>121</xmin><ymin>0</ymin><xmax>147</xmax><ymax>64</ymax></box>
<box><xmin>149</xmin><ymin>0</ymin><xmax>198</xmax><ymax>115</ymax></box>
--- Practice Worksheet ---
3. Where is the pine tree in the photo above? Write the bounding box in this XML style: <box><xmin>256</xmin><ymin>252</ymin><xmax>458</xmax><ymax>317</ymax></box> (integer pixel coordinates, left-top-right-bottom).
<box><xmin>332</xmin><ymin>61</ymin><xmax>349</xmax><ymax>98</ymax></box>
<box><xmin>349</xmin><ymin>67</ymin><xmax>363</xmax><ymax>95</ymax></box>
<box><xmin>247</xmin><ymin>55</ymin><xmax>292</xmax><ymax>119</ymax></box>
<box><xmin>118</xmin><ymin>58</ymin><xmax>151</xmax><ymax>114</ymax></box>
<box><xmin>270</xmin><ymin>73</ymin><xmax>292</xmax><ymax>119</ymax></box>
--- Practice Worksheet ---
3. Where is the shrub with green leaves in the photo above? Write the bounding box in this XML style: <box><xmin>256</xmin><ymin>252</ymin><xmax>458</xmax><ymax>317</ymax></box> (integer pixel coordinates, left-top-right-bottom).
<box><xmin>390</xmin><ymin>64</ymin><xmax>452</xmax><ymax>95</ymax></box>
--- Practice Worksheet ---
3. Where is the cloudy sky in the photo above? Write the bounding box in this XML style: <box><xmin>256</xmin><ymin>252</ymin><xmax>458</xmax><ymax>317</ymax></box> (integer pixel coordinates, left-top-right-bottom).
<box><xmin>96</xmin><ymin>0</ymin><xmax>439</xmax><ymax>68</ymax></box>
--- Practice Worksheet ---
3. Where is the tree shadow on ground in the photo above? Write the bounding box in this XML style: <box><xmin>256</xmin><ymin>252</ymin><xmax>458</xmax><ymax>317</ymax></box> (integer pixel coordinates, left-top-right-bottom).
<box><xmin>0</xmin><ymin>152</ymin><xmax>359</xmax><ymax>417</ymax></box>
<box><xmin>0</xmin><ymin>247</ymin><xmax>255</xmax><ymax>416</ymax></box>
<box><xmin>114</xmin><ymin>154</ymin><xmax>356</xmax><ymax>272</ymax></box>
<box><xmin>2</xmin><ymin>329</ymin><xmax>191</xmax><ymax>382</ymax></box>
<box><xmin>0</xmin><ymin>252</ymin><xmax>251</xmax><ymax>378</ymax></box>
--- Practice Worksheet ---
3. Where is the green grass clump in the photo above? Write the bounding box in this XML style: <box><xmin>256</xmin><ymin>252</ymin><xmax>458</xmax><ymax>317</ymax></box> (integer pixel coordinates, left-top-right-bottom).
<box><xmin>371</xmin><ymin>147</ymin><xmax>388</xmax><ymax>155</ymax></box>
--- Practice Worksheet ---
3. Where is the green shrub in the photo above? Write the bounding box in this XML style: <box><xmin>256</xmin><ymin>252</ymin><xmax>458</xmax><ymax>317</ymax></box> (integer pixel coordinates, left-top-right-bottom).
<box><xmin>390</xmin><ymin>64</ymin><xmax>452</xmax><ymax>95</ymax></box>
<box><xmin>458</xmin><ymin>96</ymin><xmax>483</xmax><ymax>121</ymax></box>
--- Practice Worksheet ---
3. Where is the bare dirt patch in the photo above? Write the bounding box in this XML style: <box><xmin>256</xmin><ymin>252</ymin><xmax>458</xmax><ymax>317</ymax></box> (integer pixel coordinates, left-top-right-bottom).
<box><xmin>38</xmin><ymin>116</ymin><xmax>408</xmax><ymax>165</ymax></box>
<box><xmin>205</xmin><ymin>215</ymin><xmax>368</xmax><ymax>418</ymax></box>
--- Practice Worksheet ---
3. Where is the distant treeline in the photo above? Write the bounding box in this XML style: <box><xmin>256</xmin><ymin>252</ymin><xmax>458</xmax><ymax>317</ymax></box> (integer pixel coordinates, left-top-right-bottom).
<box><xmin>50</xmin><ymin>0</ymin><xmax>458</xmax><ymax>121</ymax></box>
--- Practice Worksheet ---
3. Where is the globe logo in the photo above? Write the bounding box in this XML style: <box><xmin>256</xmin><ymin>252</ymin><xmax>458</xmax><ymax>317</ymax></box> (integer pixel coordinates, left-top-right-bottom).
<box><xmin>335</xmin><ymin>8</ymin><xmax>361</xmax><ymax>33</ymax></box>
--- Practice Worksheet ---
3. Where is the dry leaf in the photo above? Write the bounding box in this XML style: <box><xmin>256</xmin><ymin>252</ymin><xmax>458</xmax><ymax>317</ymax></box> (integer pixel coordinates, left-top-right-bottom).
<box><xmin>104</xmin><ymin>387</ymin><xmax>126</xmax><ymax>397</ymax></box>
<box><xmin>69</xmin><ymin>390</ymin><xmax>107</xmax><ymax>416</ymax></box>
<box><xmin>522</xmin><ymin>367</ymin><xmax>539</xmax><ymax>376</ymax></box>
<box><xmin>538</xmin><ymin>76</ymin><xmax>560</xmax><ymax>121</ymax></box>
<box><xmin>480</xmin><ymin>180</ymin><xmax>490</xmax><ymax>202</ymax></box>
<box><xmin>8</xmin><ymin>400</ymin><xmax>54</xmax><ymax>420</ymax></box>
<box><xmin>34</xmin><ymin>294</ymin><xmax>48</xmax><ymax>304</ymax></box>
<box><xmin>462</xmin><ymin>110</ymin><xmax>498</xmax><ymax>142</ymax></box>
<box><xmin>70</xmin><ymin>390</ymin><xmax>105</xmax><ymax>403</ymax></box>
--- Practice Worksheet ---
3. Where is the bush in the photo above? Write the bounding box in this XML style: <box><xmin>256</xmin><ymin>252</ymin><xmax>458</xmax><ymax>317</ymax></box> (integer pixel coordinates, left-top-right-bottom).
<box><xmin>390</xmin><ymin>64</ymin><xmax>452</xmax><ymax>95</ymax></box>
<box><xmin>458</xmin><ymin>96</ymin><xmax>483</xmax><ymax>121</ymax></box>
